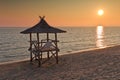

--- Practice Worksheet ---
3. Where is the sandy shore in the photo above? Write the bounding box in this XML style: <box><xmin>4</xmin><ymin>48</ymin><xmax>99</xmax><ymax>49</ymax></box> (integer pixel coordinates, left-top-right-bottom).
<box><xmin>0</xmin><ymin>45</ymin><xmax>120</xmax><ymax>80</ymax></box>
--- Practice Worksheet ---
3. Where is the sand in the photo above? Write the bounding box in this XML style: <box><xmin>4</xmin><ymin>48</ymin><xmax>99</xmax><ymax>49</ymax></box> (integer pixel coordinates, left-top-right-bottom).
<box><xmin>0</xmin><ymin>45</ymin><xmax>120</xmax><ymax>80</ymax></box>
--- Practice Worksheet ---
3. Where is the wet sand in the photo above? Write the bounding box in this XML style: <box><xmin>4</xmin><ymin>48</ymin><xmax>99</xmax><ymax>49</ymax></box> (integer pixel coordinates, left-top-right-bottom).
<box><xmin>0</xmin><ymin>45</ymin><xmax>120</xmax><ymax>80</ymax></box>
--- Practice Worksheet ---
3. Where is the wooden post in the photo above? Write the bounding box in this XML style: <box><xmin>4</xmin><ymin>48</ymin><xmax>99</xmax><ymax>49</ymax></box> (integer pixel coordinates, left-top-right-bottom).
<box><xmin>37</xmin><ymin>33</ymin><xmax>40</xmax><ymax>49</ymax></box>
<box><xmin>55</xmin><ymin>33</ymin><xmax>58</xmax><ymax>64</ymax></box>
<box><xmin>37</xmin><ymin>33</ymin><xmax>41</xmax><ymax>67</ymax></box>
<box><xmin>47</xmin><ymin>33</ymin><xmax>49</xmax><ymax>41</ymax></box>
<box><xmin>55</xmin><ymin>33</ymin><xmax>58</xmax><ymax>47</ymax></box>
<box><xmin>30</xmin><ymin>33</ymin><xmax>33</xmax><ymax>62</ymax></box>
<box><xmin>47</xmin><ymin>33</ymin><xmax>50</xmax><ymax>59</ymax></box>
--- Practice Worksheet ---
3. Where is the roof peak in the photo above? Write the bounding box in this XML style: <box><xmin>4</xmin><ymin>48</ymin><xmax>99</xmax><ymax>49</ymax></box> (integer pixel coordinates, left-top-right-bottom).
<box><xmin>39</xmin><ymin>16</ymin><xmax>45</xmax><ymax>19</ymax></box>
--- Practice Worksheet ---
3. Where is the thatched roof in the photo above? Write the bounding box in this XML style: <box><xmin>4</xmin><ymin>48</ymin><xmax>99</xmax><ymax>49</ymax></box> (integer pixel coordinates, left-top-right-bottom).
<box><xmin>20</xmin><ymin>16</ymin><xmax>66</xmax><ymax>34</ymax></box>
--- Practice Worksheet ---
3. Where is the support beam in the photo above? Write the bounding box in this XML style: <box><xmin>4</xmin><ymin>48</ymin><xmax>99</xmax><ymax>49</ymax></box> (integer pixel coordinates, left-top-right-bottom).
<box><xmin>55</xmin><ymin>33</ymin><xmax>58</xmax><ymax>47</ymax></box>
<box><xmin>37</xmin><ymin>33</ymin><xmax>41</xmax><ymax>67</ymax></box>
<box><xmin>47</xmin><ymin>33</ymin><xmax>49</xmax><ymax>41</ymax></box>
<box><xmin>55</xmin><ymin>33</ymin><xmax>58</xmax><ymax>64</ymax></box>
<box><xmin>30</xmin><ymin>33</ymin><xmax>33</xmax><ymax>62</ymax></box>
<box><xmin>37</xmin><ymin>33</ymin><xmax>40</xmax><ymax>49</ymax></box>
<box><xmin>47</xmin><ymin>33</ymin><xmax>50</xmax><ymax>59</ymax></box>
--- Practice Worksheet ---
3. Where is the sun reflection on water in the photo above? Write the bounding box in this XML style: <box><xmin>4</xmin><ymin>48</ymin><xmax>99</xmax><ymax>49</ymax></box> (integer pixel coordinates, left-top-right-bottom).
<box><xmin>96</xmin><ymin>26</ymin><xmax>106</xmax><ymax>48</ymax></box>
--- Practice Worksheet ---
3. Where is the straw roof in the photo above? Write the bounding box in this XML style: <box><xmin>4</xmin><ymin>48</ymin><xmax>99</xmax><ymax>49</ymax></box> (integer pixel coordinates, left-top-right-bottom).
<box><xmin>20</xmin><ymin>16</ymin><xmax>66</xmax><ymax>34</ymax></box>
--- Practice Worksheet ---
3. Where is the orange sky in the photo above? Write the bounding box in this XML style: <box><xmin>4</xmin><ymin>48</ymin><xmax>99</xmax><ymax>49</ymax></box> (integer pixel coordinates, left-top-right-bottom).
<box><xmin>0</xmin><ymin>0</ymin><xmax>120</xmax><ymax>27</ymax></box>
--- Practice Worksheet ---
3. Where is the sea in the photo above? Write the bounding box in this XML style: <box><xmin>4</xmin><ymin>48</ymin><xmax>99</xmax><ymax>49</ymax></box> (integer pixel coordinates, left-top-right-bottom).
<box><xmin>0</xmin><ymin>26</ymin><xmax>120</xmax><ymax>63</ymax></box>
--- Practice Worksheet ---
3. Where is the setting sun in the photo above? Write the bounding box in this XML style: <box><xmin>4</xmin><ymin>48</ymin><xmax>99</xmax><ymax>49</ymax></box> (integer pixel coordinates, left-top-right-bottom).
<box><xmin>98</xmin><ymin>9</ymin><xmax>104</xmax><ymax>16</ymax></box>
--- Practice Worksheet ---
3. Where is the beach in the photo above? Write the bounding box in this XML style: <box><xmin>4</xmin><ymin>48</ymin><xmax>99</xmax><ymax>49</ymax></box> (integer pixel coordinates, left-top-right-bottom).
<box><xmin>1</xmin><ymin>0</ymin><xmax>120</xmax><ymax>80</ymax></box>
<box><xmin>0</xmin><ymin>45</ymin><xmax>120</xmax><ymax>80</ymax></box>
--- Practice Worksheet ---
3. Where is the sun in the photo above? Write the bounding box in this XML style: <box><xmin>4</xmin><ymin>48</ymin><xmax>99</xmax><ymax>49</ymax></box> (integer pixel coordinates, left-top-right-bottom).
<box><xmin>98</xmin><ymin>9</ymin><xmax>104</xmax><ymax>16</ymax></box>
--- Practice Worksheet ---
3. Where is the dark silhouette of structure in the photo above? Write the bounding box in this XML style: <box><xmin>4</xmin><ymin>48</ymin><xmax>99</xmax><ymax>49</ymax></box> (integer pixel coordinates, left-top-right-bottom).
<box><xmin>21</xmin><ymin>16</ymin><xmax>66</xmax><ymax>67</ymax></box>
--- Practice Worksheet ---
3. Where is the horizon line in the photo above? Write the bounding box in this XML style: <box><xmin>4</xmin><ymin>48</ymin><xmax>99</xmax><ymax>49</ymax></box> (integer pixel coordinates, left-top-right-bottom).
<box><xmin>0</xmin><ymin>26</ymin><xmax>120</xmax><ymax>28</ymax></box>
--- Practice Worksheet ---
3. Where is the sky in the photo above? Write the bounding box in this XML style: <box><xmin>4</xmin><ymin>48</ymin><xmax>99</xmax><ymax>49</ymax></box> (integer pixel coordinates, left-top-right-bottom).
<box><xmin>0</xmin><ymin>0</ymin><xmax>120</xmax><ymax>27</ymax></box>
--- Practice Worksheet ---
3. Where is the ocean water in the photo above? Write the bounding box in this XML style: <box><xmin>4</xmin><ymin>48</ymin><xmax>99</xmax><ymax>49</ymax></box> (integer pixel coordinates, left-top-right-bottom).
<box><xmin>0</xmin><ymin>26</ymin><xmax>120</xmax><ymax>63</ymax></box>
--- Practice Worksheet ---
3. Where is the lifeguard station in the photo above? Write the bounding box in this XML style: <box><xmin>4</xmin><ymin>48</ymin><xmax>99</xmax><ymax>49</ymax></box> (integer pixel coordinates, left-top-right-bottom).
<box><xmin>20</xmin><ymin>16</ymin><xmax>66</xmax><ymax>67</ymax></box>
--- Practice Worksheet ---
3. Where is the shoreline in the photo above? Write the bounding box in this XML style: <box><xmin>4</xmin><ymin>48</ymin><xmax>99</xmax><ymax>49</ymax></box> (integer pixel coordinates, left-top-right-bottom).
<box><xmin>0</xmin><ymin>44</ymin><xmax>119</xmax><ymax>65</ymax></box>
<box><xmin>0</xmin><ymin>45</ymin><xmax>120</xmax><ymax>79</ymax></box>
